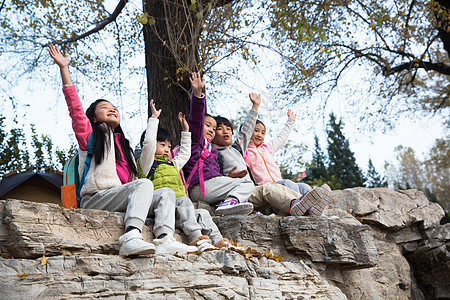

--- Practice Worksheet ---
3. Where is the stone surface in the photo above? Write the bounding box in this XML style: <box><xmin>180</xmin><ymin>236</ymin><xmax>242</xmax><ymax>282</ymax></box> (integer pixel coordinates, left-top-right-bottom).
<box><xmin>0</xmin><ymin>252</ymin><xmax>347</xmax><ymax>300</ymax></box>
<box><xmin>0</xmin><ymin>186</ymin><xmax>448</xmax><ymax>300</ymax></box>
<box><xmin>214</xmin><ymin>215</ymin><xmax>378</xmax><ymax>268</ymax></box>
<box><xmin>0</xmin><ymin>199</ymin><xmax>154</xmax><ymax>258</ymax></box>
<box><xmin>404</xmin><ymin>223</ymin><xmax>450</xmax><ymax>299</ymax></box>
<box><xmin>330</xmin><ymin>188</ymin><xmax>444</xmax><ymax>230</ymax></box>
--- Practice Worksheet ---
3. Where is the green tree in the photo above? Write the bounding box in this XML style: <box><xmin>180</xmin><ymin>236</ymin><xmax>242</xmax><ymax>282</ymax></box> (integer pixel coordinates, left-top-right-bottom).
<box><xmin>326</xmin><ymin>113</ymin><xmax>365</xmax><ymax>188</ymax></box>
<box><xmin>303</xmin><ymin>135</ymin><xmax>344</xmax><ymax>189</ymax></box>
<box><xmin>308</xmin><ymin>135</ymin><xmax>329</xmax><ymax>182</ymax></box>
<box><xmin>0</xmin><ymin>116</ymin><xmax>30</xmax><ymax>176</ymax></box>
<box><xmin>0</xmin><ymin>114</ymin><xmax>76</xmax><ymax>178</ymax></box>
<box><xmin>365</xmin><ymin>158</ymin><xmax>387</xmax><ymax>188</ymax></box>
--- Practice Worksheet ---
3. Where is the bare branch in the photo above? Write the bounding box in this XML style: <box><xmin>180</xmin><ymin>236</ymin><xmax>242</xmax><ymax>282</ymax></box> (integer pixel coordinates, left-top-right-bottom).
<box><xmin>46</xmin><ymin>0</ymin><xmax>127</xmax><ymax>47</ymax></box>
<box><xmin>0</xmin><ymin>0</ymin><xmax>6</xmax><ymax>14</ymax></box>
<box><xmin>386</xmin><ymin>61</ymin><xmax>450</xmax><ymax>75</ymax></box>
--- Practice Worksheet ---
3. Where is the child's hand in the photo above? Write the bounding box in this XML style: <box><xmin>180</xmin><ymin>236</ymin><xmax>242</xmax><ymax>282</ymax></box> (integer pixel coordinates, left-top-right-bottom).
<box><xmin>249</xmin><ymin>93</ymin><xmax>261</xmax><ymax>111</ymax></box>
<box><xmin>190</xmin><ymin>72</ymin><xmax>205</xmax><ymax>97</ymax></box>
<box><xmin>150</xmin><ymin>99</ymin><xmax>162</xmax><ymax>118</ymax></box>
<box><xmin>287</xmin><ymin>109</ymin><xmax>297</xmax><ymax>120</ymax></box>
<box><xmin>178</xmin><ymin>112</ymin><xmax>189</xmax><ymax>132</ymax></box>
<box><xmin>48</xmin><ymin>44</ymin><xmax>69</xmax><ymax>69</ymax></box>
<box><xmin>227</xmin><ymin>166</ymin><xmax>248</xmax><ymax>178</ymax></box>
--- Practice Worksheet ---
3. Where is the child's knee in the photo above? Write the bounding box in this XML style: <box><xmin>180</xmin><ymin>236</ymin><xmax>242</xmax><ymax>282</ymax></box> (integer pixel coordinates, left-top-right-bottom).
<box><xmin>135</xmin><ymin>178</ymin><xmax>154</xmax><ymax>190</ymax></box>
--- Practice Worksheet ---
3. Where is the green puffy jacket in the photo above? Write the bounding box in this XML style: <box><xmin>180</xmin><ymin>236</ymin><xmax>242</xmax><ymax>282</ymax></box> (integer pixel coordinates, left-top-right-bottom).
<box><xmin>138</xmin><ymin>155</ymin><xmax>186</xmax><ymax>198</ymax></box>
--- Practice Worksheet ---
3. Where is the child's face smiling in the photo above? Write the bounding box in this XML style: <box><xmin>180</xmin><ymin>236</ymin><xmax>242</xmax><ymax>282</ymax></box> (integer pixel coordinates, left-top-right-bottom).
<box><xmin>203</xmin><ymin>116</ymin><xmax>216</xmax><ymax>141</ymax></box>
<box><xmin>155</xmin><ymin>140</ymin><xmax>171</xmax><ymax>158</ymax></box>
<box><xmin>251</xmin><ymin>123</ymin><xmax>265</xmax><ymax>147</ymax></box>
<box><xmin>214</xmin><ymin>123</ymin><xmax>233</xmax><ymax>146</ymax></box>
<box><xmin>93</xmin><ymin>101</ymin><xmax>120</xmax><ymax>129</ymax></box>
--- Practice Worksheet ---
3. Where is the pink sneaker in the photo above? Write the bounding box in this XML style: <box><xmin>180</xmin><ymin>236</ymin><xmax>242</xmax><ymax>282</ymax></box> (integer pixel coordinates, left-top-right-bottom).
<box><xmin>289</xmin><ymin>187</ymin><xmax>331</xmax><ymax>217</ymax></box>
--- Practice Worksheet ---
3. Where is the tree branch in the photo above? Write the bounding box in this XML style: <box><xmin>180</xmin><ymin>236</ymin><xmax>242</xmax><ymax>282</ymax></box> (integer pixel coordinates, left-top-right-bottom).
<box><xmin>0</xmin><ymin>0</ymin><xmax>6</xmax><ymax>14</ymax></box>
<box><xmin>386</xmin><ymin>61</ymin><xmax>450</xmax><ymax>75</ymax></box>
<box><xmin>46</xmin><ymin>0</ymin><xmax>127</xmax><ymax>47</ymax></box>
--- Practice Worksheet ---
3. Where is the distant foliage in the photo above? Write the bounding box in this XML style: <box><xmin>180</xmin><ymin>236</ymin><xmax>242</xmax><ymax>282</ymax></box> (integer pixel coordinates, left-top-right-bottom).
<box><xmin>385</xmin><ymin>139</ymin><xmax>449</xmax><ymax>215</ymax></box>
<box><xmin>0</xmin><ymin>115</ymin><xmax>77</xmax><ymax>178</ymax></box>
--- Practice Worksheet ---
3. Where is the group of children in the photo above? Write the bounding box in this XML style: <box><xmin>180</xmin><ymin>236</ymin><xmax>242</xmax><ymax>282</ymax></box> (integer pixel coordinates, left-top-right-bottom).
<box><xmin>49</xmin><ymin>44</ymin><xmax>332</xmax><ymax>257</ymax></box>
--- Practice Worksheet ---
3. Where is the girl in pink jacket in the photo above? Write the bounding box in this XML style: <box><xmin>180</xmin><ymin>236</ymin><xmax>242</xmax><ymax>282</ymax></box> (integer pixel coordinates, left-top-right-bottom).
<box><xmin>245</xmin><ymin>110</ymin><xmax>331</xmax><ymax>216</ymax></box>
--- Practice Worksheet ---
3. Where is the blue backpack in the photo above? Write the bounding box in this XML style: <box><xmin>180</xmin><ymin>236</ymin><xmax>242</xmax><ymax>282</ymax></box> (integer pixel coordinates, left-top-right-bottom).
<box><xmin>61</xmin><ymin>134</ymin><xmax>94</xmax><ymax>208</ymax></box>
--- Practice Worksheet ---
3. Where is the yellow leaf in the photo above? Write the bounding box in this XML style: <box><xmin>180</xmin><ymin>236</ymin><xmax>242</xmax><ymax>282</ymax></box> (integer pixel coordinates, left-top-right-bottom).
<box><xmin>19</xmin><ymin>274</ymin><xmax>29</xmax><ymax>278</ymax></box>
<box><xmin>62</xmin><ymin>252</ymin><xmax>72</xmax><ymax>256</ymax></box>
<box><xmin>40</xmin><ymin>255</ymin><xmax>47</xmax><ymax>266</ymax></box>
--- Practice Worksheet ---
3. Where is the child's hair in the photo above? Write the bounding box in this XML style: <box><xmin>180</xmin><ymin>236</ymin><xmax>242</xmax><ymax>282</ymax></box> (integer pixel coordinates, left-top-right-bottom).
<box><xmin>205</xmin><ymin>113</ymin><xmax>214</xmax><ymax>119</ymax></box>
<box><xmin>214</xmin><ymin>116</ymin><xmax>234</xmax><ymax>133</ymax></box>
<box><xmin>140</xmin><ymin>126</ymin><xmax>172</xmax><ymax>148</ymax></box>
<box><xmin>256</xmin><ymin>119</ymin><xmax>265</xmax><ymax>130</ymax></box>
<box><xmin>86</xmin><ymin>99</ymin><xmax>138</xmax><ymax>176</ymax></box>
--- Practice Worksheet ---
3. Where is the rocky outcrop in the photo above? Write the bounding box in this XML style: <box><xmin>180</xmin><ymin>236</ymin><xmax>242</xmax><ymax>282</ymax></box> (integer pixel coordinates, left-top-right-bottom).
<box><xmin>0</xmin><ymin>187</ymin><xmax>447</xmax><ymax>299</ymax></box>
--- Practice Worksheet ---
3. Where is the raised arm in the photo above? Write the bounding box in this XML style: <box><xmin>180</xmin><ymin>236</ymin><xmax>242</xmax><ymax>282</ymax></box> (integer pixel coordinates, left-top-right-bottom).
<box><xmin>268</xmin><ymin>109</ymin><xmax>296</xmax><ymax>153</ymax></box>
<box><xmin>188</xmin><ymin>72</ymin><xmax>206</xmax><ymax>145</ymax></box>
<box><xmin>49</xmin><ymin>44</ymin><xmax>91</xmax><ymax>149</ymax></box>
<box><xmin>48</xmin><ymin>44</ymin><xmax>73</xmax><ymax>86</ymax></box>
<box><xmin>139</xmin><ymin>99</ymin><xmax>160</xmax><ymax>176</ymax></box>
<box><xmin>173</xmin><ymin>112</ymin><xmax>191</xmax><ymax>170</ymax></box>
<box><xmin>235</xmin><ymin>93</ymin><xmax>260</xmax><ymax>153</ymax></box>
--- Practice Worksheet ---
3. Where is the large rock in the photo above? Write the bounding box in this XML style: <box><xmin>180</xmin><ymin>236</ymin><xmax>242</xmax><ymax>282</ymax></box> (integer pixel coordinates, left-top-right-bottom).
<box><xmin>214</xmin><ymin>215</ymin><xmax>378</xmax><ymax>268</ymax></box>
<box><xmin>404</xmin><ymin>223</ymin><xmax>450</xmax><ymax>299</ymax></box>
<box><xmin>329</xmin><ymin>188</ymin><xmax>447</xmax><ymax>300</ymax></box>
<box><xmin>331</xmin><ymin>188</ymin><xmax>444</xmax><ymax>230</ymax></box>
<box><xmin>0</xmin><ymin>199</ymin><xmax>152</xmax><ymax>258</ymax></box>
<box><xmin>0</xmin><ymin>186</ymin><xmax>447</xmax><ymax>300</ymax></box>
<box><xmin>0</xmin><ymin>252</ymin><xmax>347</xmax><ymax>299</ymax></box>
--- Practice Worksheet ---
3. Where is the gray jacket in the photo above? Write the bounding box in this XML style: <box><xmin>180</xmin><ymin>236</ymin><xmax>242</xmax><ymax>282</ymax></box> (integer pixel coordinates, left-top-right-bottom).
<box><xmin>213</xmin><ymin>109</ymin><xmax>258</xmax><ymax>182</ymax></box>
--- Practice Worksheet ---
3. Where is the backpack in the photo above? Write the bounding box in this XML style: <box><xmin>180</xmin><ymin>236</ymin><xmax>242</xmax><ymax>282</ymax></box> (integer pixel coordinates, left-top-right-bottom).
<box><xmin>61</xmin><ymin>134</ymin><xmax>94</xmax><ymax>209</ymax></box>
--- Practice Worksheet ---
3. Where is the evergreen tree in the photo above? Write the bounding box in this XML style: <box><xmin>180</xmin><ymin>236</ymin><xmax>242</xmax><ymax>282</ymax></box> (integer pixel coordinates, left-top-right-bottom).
<box><xmin>365</xmin><ymin>158</ymin><xmax>387</xmax><ymax>188</ymax></box>
<box><xmin>309</xmin><ymin>135</ymin><xmax>328</xmax><ymax>181</ymax></box>
<box><xmin>326</xmin><ymin>113</ymin><xmax>365</xmax><ymax>188</ymax></box>
<box><xmin>304</xmin><ymin>135</ymin><xmax>342</xmax><ymax>190</ymax></box>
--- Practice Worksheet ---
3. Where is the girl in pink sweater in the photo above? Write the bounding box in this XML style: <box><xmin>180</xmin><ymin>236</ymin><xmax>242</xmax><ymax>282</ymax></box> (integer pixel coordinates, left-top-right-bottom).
<box><xmin>49</xmin><ymin>44</ymin><xmax>196</xmax><ymax>256</ymax></box>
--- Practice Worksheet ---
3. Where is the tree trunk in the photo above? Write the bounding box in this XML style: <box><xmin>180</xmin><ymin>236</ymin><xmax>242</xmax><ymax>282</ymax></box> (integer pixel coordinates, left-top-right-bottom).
<box><xmin>142</xmin><ymin>0</ymin><xmax>200</xmax><ymax>146</ymax></box>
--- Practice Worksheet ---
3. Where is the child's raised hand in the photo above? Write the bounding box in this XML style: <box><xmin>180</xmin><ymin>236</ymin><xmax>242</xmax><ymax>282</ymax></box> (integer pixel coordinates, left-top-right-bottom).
<box><xmin>189</xmin><ymin>72</ymin><xmax>205</xmax><ymax>97</ymax></box>
<box><xmin>48</xmin><ymin>44</ymin><xmax>69</xmax><ymax>69</ymax></box>
<box><xmin>249</xmin><ymin>93</ymin><xmax>261</xmax><ymax>111</ymax></box>
<box><xmin>178</xmin><ymin>112</ymin><xmax>189</xmax><ymax>132</ymax></box>
<box><xmin>150</xmin><ymin>99</ymin><xmax>162</xmax><ymax>118</ymax></box>
<box><xmin>287</xmin><ymin>109</ymin><xmax>297</xmax><ymax>120</ymax></box>
<box><xmin>227</xmin><ymin>166</ymin><xmax>248</xmax><ymax>178</ymax></box>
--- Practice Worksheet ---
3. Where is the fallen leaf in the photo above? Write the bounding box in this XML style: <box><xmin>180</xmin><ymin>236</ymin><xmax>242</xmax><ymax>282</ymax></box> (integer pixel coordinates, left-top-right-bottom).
<box><xmin>40</xmin><ymin>255</ymin><xmax>47</xmax><ymax>266</ymax></box>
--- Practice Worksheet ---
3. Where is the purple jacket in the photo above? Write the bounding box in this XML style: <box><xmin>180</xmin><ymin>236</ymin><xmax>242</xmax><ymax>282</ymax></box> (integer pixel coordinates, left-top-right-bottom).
<box><xmin>183</xmin><ymin>92</ymin><xmax>222</xmax><ymax>189</ymax></box>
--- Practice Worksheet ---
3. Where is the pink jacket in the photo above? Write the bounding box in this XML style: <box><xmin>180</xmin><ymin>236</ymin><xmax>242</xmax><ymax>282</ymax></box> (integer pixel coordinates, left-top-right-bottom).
<box><xmin>63</xmin><ymin>85</ymin><xmax>132</xmax><ymax>186</ymax></box>
<box><xmin>244</xmin><ymin>117</ymin><xmax>295</xmax><ymax>185</ymax></box>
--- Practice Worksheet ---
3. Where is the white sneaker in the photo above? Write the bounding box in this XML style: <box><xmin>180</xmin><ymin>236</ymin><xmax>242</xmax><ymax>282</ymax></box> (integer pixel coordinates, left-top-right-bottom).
<box><xmin>118</xmin><ymin>229</ymin><xmax>155</xmax><ymax>257</ymax></box>
<box><xmin>153</xmin><ymin>235</ymin><xmax>198</xmax><ymax>254</ymax></box>
<box><xmin>215</xmin><ymin>199</ymin><xmax>253</xmax><ymax>216</ymax></box>
<box><xmin>196</xmin><ymin>239</ymin><xmax>216</xmax><ymax>251</ymax></box>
